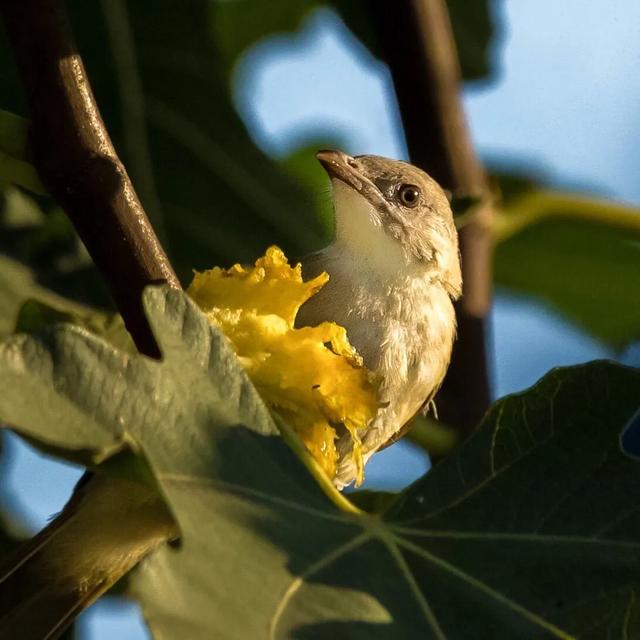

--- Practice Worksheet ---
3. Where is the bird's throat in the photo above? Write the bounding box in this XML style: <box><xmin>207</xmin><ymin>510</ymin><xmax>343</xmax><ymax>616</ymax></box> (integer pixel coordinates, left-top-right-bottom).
<box><xmin>332</xmin><ymin>181</ymin><xmax>410</xmax><ymax>282</ymax></box>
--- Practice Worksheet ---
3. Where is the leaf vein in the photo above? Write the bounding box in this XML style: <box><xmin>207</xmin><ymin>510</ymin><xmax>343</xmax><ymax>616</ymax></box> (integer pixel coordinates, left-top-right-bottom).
<box><xmin>268</xmin><ymin>532</ymin><xmax>372</xmax><ymax>639</ymax></box>
<box><xmin>158</xmin><ymin>472</ymin><xmax>355</xmax><ymax>524</ymax></box>
<box><xmin>388</xmin><ymin>526</ymin><xmax>640</xmax><ymax>548</ymax></box>
<box><xmin>395</xmin><ymin>537</ymin><xmax>574</xmax><ymax>639</ymax></box>
<box><xmin>381</xmin><ymin>536</ymin><xmax>447</xmax><ymax>640</ymax></box>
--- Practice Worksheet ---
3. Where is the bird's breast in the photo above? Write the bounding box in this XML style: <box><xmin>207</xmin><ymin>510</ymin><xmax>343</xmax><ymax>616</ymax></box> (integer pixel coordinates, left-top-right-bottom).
<box><xmin>299</xmin><ymin>250</ymin><xmax>456</xmax><ymax>434</ymax></box>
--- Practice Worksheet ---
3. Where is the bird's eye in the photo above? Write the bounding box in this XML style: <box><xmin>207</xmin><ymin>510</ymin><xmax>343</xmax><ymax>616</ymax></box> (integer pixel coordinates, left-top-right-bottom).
<box><xmin>398</xmin><ymin>184</ymin><xmax>421</xmax><ymax>208</ymax></box>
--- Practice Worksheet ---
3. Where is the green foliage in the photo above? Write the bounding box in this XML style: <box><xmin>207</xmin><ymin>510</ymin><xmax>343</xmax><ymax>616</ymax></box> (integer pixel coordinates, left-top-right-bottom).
<box><xmin>0</xmin><ymin>110</ymin><xmax>45</xmax><ymax>195</ymax></box>
<box><xmin>0</xmin><ymin>0</ymin><xmax>328</xmax><ymax>289</ymax></box>
<box><xmin>0</xmin><ymin>185</ymin><xmax>112</xmax><ymax>336</ymax></box>
<box><xmin>0</xmin><ymin>512</ymin><xmax>21</xmax><ymax>562</ymax></box>
<box><xmin>15</xmin><ymin>298</ymin><xmax>135</xmax><ymax>354</ymax></box>
<box><xmin>211</xmin><ymin>0</ymin><xmax>317</xmax><ymax>73</ymax></box>
<box><xmin>211</xmin><ymin>0</ymin><xmax>497</xmax><ymax>83</ymax></box>
<box><xmin>0</xmin><ymin>110</ymin><xmax>27</xmax><ymax>160</ymax></box>
<box><xmin>0</xmin><ymin>4</ymin><xmax>639</xmax><ymax>636</ymax></box>
<box><xmin>74</xmin><ymin>0</ymin><xmax>326</xmax><ymax>278</ymax></box>
<box><xmin>0</xmin><ymin>183</ymin><xmax>111</xmax><ymax>310</ymax></box>
<box><xmin>1</xmin><ymin>288</ymin><xmax>639</xmax><ymax>638</ymax></box>
<box><xmin>446</xmin><ymin>0</ymin><xmax>496</xmax><ymax>81</ymax></box>
<box><xmin>494</xmin><ymin>187</ymin><xmax>640</xmax><ymax>347</ymax></box>
<box><xmin>0</xmin><ymin>0</ymin><xmax>497</xmax><ymax>301</ymax></box>
<box><xmin>0</xmin><ymin>254</ymin><xmax>97</xmax><ymax>341</ymax></box>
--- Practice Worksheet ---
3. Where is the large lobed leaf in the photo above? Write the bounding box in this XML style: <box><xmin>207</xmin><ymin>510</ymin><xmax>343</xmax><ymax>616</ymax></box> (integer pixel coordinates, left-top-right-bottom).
<box><xmin>0</xmin><ymin>288</ymin><xmax>639</xmax><ymax>638</ymax></box>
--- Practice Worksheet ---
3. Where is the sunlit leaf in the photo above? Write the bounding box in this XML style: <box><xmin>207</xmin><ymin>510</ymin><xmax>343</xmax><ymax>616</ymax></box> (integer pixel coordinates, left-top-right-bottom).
<box><xmin>494</xmin><ymin>188</ymin><xmax>640</xmax><ymax>347</ymax></box>
<box><xmin>0</xmin><ymin>288</ymin><xmax>638</xmax><ymax>638</ymax></box>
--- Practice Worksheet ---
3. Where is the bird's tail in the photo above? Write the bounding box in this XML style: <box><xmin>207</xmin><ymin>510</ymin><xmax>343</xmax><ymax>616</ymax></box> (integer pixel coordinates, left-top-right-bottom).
<box><xmin>0</xmin><ymin>474</ymin><xmax>177</xmax><ymax>640</ymax></box>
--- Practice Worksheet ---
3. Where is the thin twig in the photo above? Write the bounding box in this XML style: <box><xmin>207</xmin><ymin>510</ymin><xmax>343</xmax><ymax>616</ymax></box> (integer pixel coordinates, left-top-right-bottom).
<box><xmin>0</xmin><ymin>0</ymin><xmax>180</xmax><ymax>358</ymax></box>
<box><xmin>369</xmin><ymin>0</ymin><xmax>493</xmax><ymax>439</ymax></box>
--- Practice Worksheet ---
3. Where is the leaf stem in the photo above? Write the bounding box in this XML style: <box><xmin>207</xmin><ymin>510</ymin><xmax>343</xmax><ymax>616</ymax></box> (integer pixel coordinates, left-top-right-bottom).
<box><xmin>494</xmin><ymin>190</ymin><xmax>640</xmax><ymax>243</ymax></box>
<box><xmin>273</xmin><ymin>415</ymin><xmax>365</xmax><ymax>516</ymax></box>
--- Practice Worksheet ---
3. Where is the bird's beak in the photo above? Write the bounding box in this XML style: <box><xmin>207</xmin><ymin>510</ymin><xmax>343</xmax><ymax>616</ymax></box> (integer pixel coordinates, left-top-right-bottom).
<box><xmin>316</xmin><ymin>149</ymin><xmax>379</xmax><ymax>198</ymax></box>
<box><xmin>316</xmin><ymin>150</ymin><xmax>386</xmax><ymax>211</ymax></box>
<box><xmin>316</xmin><ymin>150</ymin><xmax>361</xmax><ymax>187</ymax></box>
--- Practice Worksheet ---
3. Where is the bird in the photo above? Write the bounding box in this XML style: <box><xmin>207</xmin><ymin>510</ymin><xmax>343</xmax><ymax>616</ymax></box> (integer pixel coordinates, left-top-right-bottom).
<box><xmin>0</xmin><ymin>150</ymin><xmax>460</xmax><ymax>638</ymax></box>
<box><xmin>299</xmin><ymin>150</ymin><xmax>461</xmax><ymax>487</ymax></box>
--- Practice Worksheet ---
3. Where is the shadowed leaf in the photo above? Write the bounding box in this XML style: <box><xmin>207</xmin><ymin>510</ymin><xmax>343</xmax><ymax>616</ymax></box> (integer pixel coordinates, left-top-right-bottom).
<box><xmin>0</xmin><ymin>288</ymin><xmax>638</xmax><ymax>638</ymax></box>
<box><xmin>0</xmin><ymin>110</ymin><xmax>46</xmax><ymax>195</ymax></box>
<box><xmin>211</xmin><ymin>0</ymin><xmax>498</xmax><ymax>83</ymax></box>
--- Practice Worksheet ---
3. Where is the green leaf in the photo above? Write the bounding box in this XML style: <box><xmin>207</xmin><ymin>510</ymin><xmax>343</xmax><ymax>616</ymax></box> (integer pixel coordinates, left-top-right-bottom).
<box><xmin>0</xmin><ymin>512</ymin><xmax>22</xmax><ymax>562</ymax></box>
<box><xmin>446</xmin><ymin>0</ymin><xmax>495</xmax><ymax>82</ymax></box>
<box><xmin>0</xmin><ymin>110</ymin><xmax>46</xmax><ymax>195</ymax></box>
<box><xmin>494</xmin><ymin>189</ymin><xmax>640</xmax><ymax>347</ymax></box>
<box><xmin>0</xmin><ymin>254</ymin><xmax>103</xmax><ymax>341</ymax></box>
<box><xmin>0</xmin><ymin>109</ymin><xmax>29</xmax><ymax>161</ymax></box>
<box><xmin>0</xmin><ymin>1</ymin><xmax>328</xmax><ymax>286</ymax></box>
<box><xmin>0</xmin><ymin>186</ymin><xmax>115</xmax><ymax>337</ymax></box>
<box><xmin>1</xmin><ymin>288</ymin><xmax>639</xmax><ymax>638</ymax></box>
<box><xmin>211</xmin><ymin>0</ymin><xmax>318</xmax><ymax>73</ymax></box>
<box><xmin>212</xmin><ymin>0</ymin><xmax>496</xmax><ymax>83</ymax></box>
<box><xmin>1</xmin><ymin>185</ymin><xmax>44</xmax><ymax>228</ymax></box>
<box><xmin>0</xmin><ymin>181</ymin><xmax>113</xmax><ymax>311</ymax></box>
<box><xmin>334</xmin><ymin>0</ymin><xmax>497</xmax><ymax>82</ymax></box>
<box><xmin>15</xmin><ymin>298</ymin><xmax>135</xmax><ymax>354</ymax></box>
<box><xmin>405</xmin><ymin>415</ymin><xmax>459</xmax><ymax>459</ymax></box>
<box><xmin>72</xmin><ymin>0</ymin><xmax>326</xmax><ymax>278</ymax></box>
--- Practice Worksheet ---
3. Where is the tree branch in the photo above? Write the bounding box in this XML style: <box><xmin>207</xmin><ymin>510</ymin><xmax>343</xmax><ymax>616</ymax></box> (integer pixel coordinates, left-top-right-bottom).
<box><xmin>0</xmin><ymin>0</ymin><xmax>180</xmax><ymax>358</ymax></box>
<box><xmin>369</xmin><ymin>0</ymin><xmax>493</xmax><ymax>438</ymax></box>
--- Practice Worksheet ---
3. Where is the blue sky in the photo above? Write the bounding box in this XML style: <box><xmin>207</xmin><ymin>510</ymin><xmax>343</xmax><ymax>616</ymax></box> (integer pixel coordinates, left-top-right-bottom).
<box><xmin>3</xmin><ymin>1</ymin><xmax>640</xmax><ymax>636</ymax></box>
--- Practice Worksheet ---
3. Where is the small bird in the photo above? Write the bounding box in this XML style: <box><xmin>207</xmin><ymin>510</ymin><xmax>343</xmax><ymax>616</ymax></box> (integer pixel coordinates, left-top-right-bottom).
<box><xmin>0</xmin><ymin>150</ymin><xmax>460</xmax><ymax>638</ymax></box>
<box><xmin>299</xmin><ymin>150</ymin><xmax>461</xmax><ymax>487</ymax></box>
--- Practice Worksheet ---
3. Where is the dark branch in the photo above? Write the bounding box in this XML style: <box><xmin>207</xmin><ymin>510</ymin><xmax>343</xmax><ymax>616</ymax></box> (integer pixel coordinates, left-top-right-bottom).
<box><xmin>0</xmin><ymin>0</ymin><xmax>180</xmax><ymax>358</ymax></box>
<box><xmin>369</xmin><ymin>0</ymin><xmax>493</xmax><ymax>438</ymax></box>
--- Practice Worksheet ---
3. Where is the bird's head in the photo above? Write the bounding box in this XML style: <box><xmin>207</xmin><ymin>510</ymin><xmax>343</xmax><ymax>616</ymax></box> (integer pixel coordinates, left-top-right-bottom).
<box><xmin>317</xmin><ymin>149</ymin><xmax>461</xmax><ymax>299</ymax></box>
